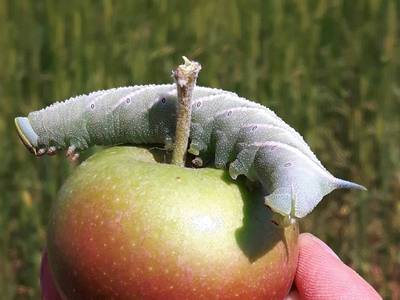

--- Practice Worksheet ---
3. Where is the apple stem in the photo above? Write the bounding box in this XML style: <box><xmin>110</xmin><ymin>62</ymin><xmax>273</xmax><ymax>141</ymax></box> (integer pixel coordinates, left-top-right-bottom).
<box><xmin>171</xmin><ymin>56</ymin><xmax>202</xmax><ymax>167</ymax></box>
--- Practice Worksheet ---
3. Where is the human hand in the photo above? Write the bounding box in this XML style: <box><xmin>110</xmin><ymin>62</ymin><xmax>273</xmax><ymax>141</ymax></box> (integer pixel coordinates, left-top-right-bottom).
<box><xmin>40</xmin><ymin>233</ymin><xmax>382</xmax><ymax>300</ymax></box>
<box><xmin>286</xmin><ymin>233</ymin><xmax>381</xmax><ymax>300</ymax></box>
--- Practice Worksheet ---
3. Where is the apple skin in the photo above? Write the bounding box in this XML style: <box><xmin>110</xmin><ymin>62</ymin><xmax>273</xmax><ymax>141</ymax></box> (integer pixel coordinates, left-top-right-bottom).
<box><xmin>47</xmin><ymin>146</ymin><xmax>299</xmax><ymax>300</ymax></box>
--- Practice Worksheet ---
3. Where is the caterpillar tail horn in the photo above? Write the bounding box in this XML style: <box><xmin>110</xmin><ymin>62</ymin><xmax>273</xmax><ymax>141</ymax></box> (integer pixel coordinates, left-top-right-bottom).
<box><xmin>15</xmin><ymin>117</ymin><xmax>39</xmax><ymax>155</ymax></box>
<box><xmin>335</xmin><ymin>178</ymin><xmax>367</xmax><ymax>191</ymax></box>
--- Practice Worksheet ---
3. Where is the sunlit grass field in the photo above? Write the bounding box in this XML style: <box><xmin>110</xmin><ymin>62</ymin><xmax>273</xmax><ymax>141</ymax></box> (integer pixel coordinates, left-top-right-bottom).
<box><xmin>0</xmin><ymin>1</ymin><xmax>399</xmax><ymax>299</ymax></box>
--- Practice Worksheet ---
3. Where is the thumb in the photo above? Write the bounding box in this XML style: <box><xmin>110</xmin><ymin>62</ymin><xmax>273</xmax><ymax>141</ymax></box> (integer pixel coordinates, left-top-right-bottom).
<box><xmin>295</xmin><ymin>233</ymin><xmax>381</xmax><ymax>300</ymax></box>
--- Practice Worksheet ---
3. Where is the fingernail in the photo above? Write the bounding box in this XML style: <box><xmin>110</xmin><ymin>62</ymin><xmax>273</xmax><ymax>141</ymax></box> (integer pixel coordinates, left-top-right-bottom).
<box><xmin>303</xmin><ymin>233</ymin><xmax>341</xmax><ymax>260</ymax></box>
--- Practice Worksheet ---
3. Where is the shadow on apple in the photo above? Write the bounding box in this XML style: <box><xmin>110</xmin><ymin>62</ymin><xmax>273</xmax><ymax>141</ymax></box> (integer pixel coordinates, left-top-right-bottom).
<box><xmin>228</xmin><ymin>175</ymin><xmax>286</xmax><ymax>262</ymax></box>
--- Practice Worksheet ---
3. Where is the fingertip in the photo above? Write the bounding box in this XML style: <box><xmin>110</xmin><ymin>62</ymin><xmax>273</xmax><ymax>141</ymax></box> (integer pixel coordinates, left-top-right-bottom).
<box><xmin>298</xmin><ymin>233</ymin><xmax>340</xmax><ymax>260</ymax></box>
<box><xmin>295</xmin><ymin>233</ymin><xmax>382</xmax><ymax>300</ymax></box>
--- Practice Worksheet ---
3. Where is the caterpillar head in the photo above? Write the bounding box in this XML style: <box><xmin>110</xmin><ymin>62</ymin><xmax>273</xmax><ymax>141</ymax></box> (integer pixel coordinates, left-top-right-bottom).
<box><xmin>15</xmin><ymin>117</ymin><xmax>60</xmax><ymax>156</ymax></box>
<box><xmin>15</xmin><ymin>117</ymin><xmax>40</xmax><ymax>156</ymax></box>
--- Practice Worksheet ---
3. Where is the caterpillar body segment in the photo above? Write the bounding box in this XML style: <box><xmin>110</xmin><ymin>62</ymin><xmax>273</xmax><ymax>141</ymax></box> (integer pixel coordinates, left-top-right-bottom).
<box><xmin>252</xmin><ymin>141</ymin><xmax>337</xmax><ymax>218</ymax></box>
<box><xmin>235</xmin><ymin>124</ymin><xmax>326</xmax><ymax>170</ymax></box>
<box><xmin>189</xmin><ymin>94</ymin><xmax>262</xmax><ymax>159</ymax></box>
<box><xmin>15</xmin><ymin>84</ymin><xmax>366</xmax><ymax>219</ymax></box>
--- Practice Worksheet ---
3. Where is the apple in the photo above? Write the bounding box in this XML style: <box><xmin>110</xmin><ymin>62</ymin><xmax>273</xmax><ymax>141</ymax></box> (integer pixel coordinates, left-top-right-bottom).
<box><xmin>46</xmin><ymin>146</ymin><xmax>299</xmax><ymax>299</ymax></box>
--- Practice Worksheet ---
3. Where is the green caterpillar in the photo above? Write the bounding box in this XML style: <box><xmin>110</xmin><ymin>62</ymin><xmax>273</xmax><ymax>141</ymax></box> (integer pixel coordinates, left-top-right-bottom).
<box><xmin>15</xmin><ymin>84</ymin><xmax>366</xmax><ymax>220</ymax></box>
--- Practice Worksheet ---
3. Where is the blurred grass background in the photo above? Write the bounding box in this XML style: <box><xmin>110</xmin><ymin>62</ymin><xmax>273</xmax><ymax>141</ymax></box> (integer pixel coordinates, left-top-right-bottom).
<box><xmin>0</xmin><ymin>0</ymin><xmax>399</xmax><ymax>299</ymax></box>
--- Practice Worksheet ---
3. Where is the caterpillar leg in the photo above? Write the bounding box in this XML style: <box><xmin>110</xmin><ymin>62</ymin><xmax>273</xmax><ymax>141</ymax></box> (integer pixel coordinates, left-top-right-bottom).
<box><xmin>47</xmin><ymin>146</ymin><xmax>57</xmax><ymax>156</ymax></box>
<box><xmin>267</xmin><ymin>185</ymin><xmax>298</xmax><ymax>227</ymax></box>
<box><xmin>264</xmin><ymin>188</ymin><xmax>298</xmax><ymax>227</ymax></box>
<box><xmin>66</xmin><ymin>145</ymin><xmax>76</xmax><ymax>157</ymax></box>
<box><xmin>228</xmin><ymin>147</ymin><xmax>258</xmax><ymax>180</ymax></box>
<box><xmin>66</xmin><ymin>145</ymin><xmax>80</xmax><ymax>163</ymax></box>
<box><xmin>191</xmin><ymin>157</ymin><xmax>203</xmax><ymax>168</ymax></box>
<box><xmin>36</xmin><ymin>149</ymin><xmax>46</xmax><ymax>156</ymax></box>
<box><xmin>188</xmin><ymin>123</ymin><xmax>208</xmax><ymax>156</ymax></box>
